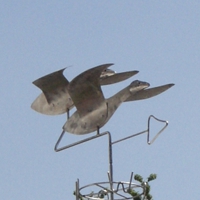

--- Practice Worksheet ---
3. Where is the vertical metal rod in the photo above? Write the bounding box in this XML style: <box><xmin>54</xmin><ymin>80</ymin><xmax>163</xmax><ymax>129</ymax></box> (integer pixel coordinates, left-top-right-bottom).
<box><xmin>75</xmin><ymin>179</ymin><xmax>79</xmax><ymax>200</ymax></box>
<box><xmin>67</xmin><ymin>109</ymin><xmax>70</xmax><ymax>119</ymax></box>
<box><xmin>107</xmin><ymin>132</ymin><xmax>114</xmax><ymax>200</ymax></box>
<box><xmin>129</xmin><ymin>172</ymin><xmax>133</xmax><ymax>189</ymax></box>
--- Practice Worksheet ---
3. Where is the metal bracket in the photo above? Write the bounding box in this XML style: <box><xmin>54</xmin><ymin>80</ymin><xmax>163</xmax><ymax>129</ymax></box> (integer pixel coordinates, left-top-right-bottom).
<box><xmin>54</xmin><ymin>115</ymin><xmax>168</xmax><ymax>200</ymax></box>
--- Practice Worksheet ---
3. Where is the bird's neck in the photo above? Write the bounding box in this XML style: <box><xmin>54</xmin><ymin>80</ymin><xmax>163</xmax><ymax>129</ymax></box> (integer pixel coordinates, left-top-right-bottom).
<box><xmin>107</xmin><ymin>85</ymin><xmax>132</xmax><ymax>106</ymax></box>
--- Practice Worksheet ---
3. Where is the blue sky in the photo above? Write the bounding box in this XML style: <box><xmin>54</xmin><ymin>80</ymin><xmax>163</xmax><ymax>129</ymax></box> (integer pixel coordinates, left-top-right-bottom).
<box><xmin>1</xmin><ymin>1</ymin><xmax>200</xmax><ymax>199</ymax></box>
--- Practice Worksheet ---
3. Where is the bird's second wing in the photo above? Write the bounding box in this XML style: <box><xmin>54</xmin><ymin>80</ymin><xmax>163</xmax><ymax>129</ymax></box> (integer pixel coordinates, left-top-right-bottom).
<box><xmin>100</xmin><ymin>70</ymin><xmax>139</xmax><ymax>85</ymax></box>
<box><xmin>125</xmin><ymin>83</ymin><xmax>174</xmax><ymax>102</ymax></box>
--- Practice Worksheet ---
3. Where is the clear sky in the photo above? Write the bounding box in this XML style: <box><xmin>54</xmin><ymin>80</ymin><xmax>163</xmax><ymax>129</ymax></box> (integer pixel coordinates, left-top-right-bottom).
<box><xmin>1</xmin><ymin>1</ymin><xmax>200</xmax><ymax>199</ymax></box>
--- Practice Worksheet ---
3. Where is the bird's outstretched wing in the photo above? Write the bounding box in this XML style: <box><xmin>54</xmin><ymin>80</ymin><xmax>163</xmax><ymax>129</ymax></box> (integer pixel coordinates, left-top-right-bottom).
<box><xmin>68</xmin><ymin>63</ymin><xmax>114</xmax><ymax>117</ymax></box>
<box><xmin>32</xmin><ymin>68</ymin><xmax>69</xmax><ymax>104</ymax></box>
<box><xmin>100</xmin><ymin>70</ymin><xmax>139</xmax><ymax>85</ymax></box>
<box><xmin>125</xmin><ymin>83</ymin><xmax>174</xmax><ymax>102</ymax></box>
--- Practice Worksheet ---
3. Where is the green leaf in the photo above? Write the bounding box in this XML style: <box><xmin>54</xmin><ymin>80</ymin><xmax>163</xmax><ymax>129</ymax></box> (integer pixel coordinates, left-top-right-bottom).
<box><xmin>134</xmin><ymin>174</ymin><xmax>143</xmax><ymax>183</ymax></box>
<box><xmin>147</xmin><ymin>174</ymin><xmax>157</xmax><ymax>182</ymax></box>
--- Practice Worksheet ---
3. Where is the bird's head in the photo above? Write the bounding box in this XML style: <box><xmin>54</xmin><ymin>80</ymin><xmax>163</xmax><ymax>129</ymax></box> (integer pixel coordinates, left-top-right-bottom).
<box><xmin>100</xmin><ymin>68</ymin><xmax>116</xmax><ymax>78</ymax></box>
<box><xmin>129</xmin><ymin>80</ymin><xmax>150</xmax><ymax>93</ymax></box>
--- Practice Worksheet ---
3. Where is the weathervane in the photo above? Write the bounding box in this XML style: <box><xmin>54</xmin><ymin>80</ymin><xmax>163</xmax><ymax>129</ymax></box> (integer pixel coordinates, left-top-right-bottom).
<box><xmin>31</xmin><ymin>63</ymin><xmax>174</xmax><ymax>199</ymax></box>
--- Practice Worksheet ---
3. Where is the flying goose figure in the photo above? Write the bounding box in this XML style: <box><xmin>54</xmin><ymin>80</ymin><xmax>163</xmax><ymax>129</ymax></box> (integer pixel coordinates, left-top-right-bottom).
<box><xmin>63</xmin><ymin>63</ymin><xmax>150</xmax><ymax>135</ymax></box>
<box><xmin>31</xmin><ymin>67</ymin><xmax>139</xmax><ymax>115</ymax></box>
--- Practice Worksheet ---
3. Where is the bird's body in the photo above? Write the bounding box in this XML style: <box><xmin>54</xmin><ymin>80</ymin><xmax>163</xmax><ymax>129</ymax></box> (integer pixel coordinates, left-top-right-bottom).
<box><xmin>64</xmin><ymin>81</ymin><xmax>150</xmax><ymax>134</ymax></box>
<box><xmin>63</xmin><ymin>64</ymin><xmax>150</xmax><ymax>135</ymax></box>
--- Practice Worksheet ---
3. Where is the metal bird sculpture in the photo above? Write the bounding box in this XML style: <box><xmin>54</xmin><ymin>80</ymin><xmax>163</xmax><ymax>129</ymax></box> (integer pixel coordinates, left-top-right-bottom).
<box><xmin>31</xmin><ymin>63</ymin><xmax>174</xmax><ymax>135</ymax></box>
<box><xmin>31</xmin><ymin>67</ymin><xmax>139</xmax><ymax>115</ymax></box>
<box><xmin>63</xmin><ymin>64</ymin><xmax>150</xmax><ymax>134</ymax></box>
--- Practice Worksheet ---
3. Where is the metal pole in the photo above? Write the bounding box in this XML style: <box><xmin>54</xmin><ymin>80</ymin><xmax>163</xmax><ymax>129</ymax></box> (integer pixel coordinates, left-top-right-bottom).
<box><xmin>54</xmin><ymin>115</ymin><xmax>168</xmax><ymax>199</ymax></box>
<box><xmin>107</xmin><ymin>132</ymin><xmax>114</xmax><ymax>200</ymax></box>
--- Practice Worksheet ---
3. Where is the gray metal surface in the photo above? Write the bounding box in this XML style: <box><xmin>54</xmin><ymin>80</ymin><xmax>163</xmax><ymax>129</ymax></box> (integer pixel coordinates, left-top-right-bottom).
<box><xmin>125</xmin><ymin>83</ymin><xmax>175</xmax><ymax>102</ymax></box>
<box><xmin>31</xmin><ymin>63</ymin><xmax>174</xmax><ymax>134</ymax></box>
<box><xmin>31</xmin><ymin>68</ymin><xmax>72</xmax><ymax>115</ymax></box>
<box><xmin>100</xmin><ymin>70</ymin><xmax>139</xmax><ymax>85</ymax></box>
<box><xmin>31</xmin><ymin>65</ymin><xmax>138</xmax><ymax>115</ymax></box>
<box><xmin>63</xmin><ymin>64</ymin><xmax>149</xmax><ymax>134</ymax></box>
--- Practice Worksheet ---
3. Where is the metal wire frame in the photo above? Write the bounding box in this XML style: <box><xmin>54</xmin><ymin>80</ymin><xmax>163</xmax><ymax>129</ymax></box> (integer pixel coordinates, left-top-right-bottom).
<box><xmin>54</xmin><ymin>115</ymin><xmax>168</xmax><ymax>200</ymax></box>
<box><xmin>54</xmin><ymin>115</ymin><xmax>168</xmax><ymax>152</ymax></box>
<box><xmin>75</xmin><ymin>172</ymin><xmax>146</xmax><ymax>200</ymax></box>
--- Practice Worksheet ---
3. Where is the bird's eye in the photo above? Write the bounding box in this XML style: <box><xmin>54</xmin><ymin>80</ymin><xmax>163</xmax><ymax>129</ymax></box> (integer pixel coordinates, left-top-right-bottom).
<box><xmin>136</xmin><ymin>80</ymin><xmax>140</xmax><ymax>85</ymax></box>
